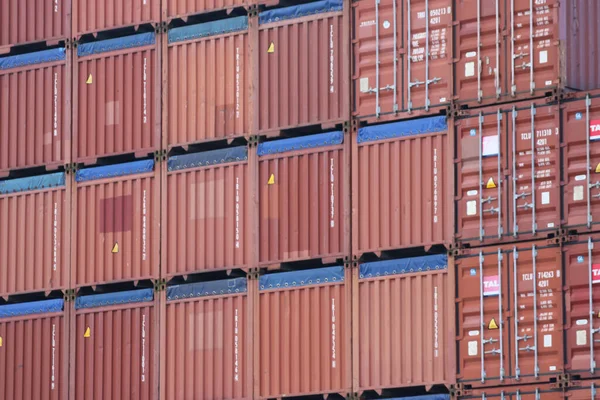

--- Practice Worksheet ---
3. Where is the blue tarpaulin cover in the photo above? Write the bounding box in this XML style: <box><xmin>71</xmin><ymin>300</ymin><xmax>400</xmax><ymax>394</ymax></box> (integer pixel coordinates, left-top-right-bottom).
<box><xmin>359</xmin><ymin>254</ymin><xmax>447</xmax><ymax>278</ymax></box>
<box><xmin>0</xmin><ymin>299</ymin><xmax>64</xmax><ymax>318</ymax></box>
<box><xmin>167</xmin><ymin>278</ymin><xmax>248</xmax><ymax>301</ymax></box>
<box><xmin>78</xmin><ymin>32</ymin><xmax>156</xmax><ymax>57</ymax></box>
<box><xmin>259</xmin><ymin>0</ymin><xmax>343</xmax><ymax>24</ymax></box>
<box><xmin>257</xmin><ymin>131</ymin><xmax>343</xmax><ymax>156</ymax></box>
<box><xmin>168</xmin><ymin>147</ymin><xmax>248</xmax><ymax>171</ymax></box>
<box><xmin>75</xmin><ymin>289</ymin><xmax>154</xmax><ymax>309</ymax></box>
<box><xmin>169</xmin><ymin>16</ymin><xmax>248</xmax><ymax>43</ymax></box>
<box><xmin>75</xmin><ymin>159</ymin><xmax>154</xmax><ymax>182</ymax></box>
<box><xmin>259</xmin><ymin>266</ymin><xmax>344</xmax><ymax>290</ymax></box>
<box><xmin>357</xmin><ymin>116</ymin><xmax>447</xmax><ymax>143</ymax></box>
<box><xmin>0</xmin><ymin>172</ymin><xmax>65</xmax><ymax>195</ymax></box>
<box><xmin>0</xmin><ymin>48</ymin><xmax>66</xmax><ymax>70</ymax></box>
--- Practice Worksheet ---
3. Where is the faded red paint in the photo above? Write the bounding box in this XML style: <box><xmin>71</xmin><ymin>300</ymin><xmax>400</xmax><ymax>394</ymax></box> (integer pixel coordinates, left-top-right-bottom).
<box><xmin>73</xmin><ymin>0</ymin><xmax>160</xmax><ymax>37</ymax></box>
<box><xmin>166</xmin><ymin>0</ymin><xmax>248</xmax><ymax>21</ymax></box>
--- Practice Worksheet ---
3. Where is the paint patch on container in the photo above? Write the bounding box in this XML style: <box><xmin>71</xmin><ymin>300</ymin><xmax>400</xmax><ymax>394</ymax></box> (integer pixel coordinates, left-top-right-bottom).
<box><xmin>360</xmin><ymin>78</ymin><xmax>369</xmax><ymax>93</ymax></box>
<box><xmin>465</xmin><ymin>61</ymin><xmax>475</xmax><ymax>77</ymax></box>
<box><xmin>544</xmin><ymin>334</ymin><xmax>552</xmax><ymax>347</ymax></box>
<box><xmin>100</xmin><ymin>195</ymin><xmax>133</xmax><ymax>233</ymax></box>
<box><xmin>466</xmin><ymin>200</ymin><xmax>477</xmax><ymax>216</ymax></box>
<box><xmin>574</xmin><ymin>186</ymin><xmax>584</xmax><ymax>201</ymax></box>
<box><xmin>541</xmin><ymin>192</ymin><xmax>550</xmax><ymax>205</ymax></box>
<box><xmin>468</xmin><ymin>340</ymin><xmax>478</xmax><ymax>356</ymax></box>
<box><xmin>539</xmin><ymin>50</ymin><xmax>548</xmax><ymax>64</ymax></box>
<box><xmin>577</xmin><ymin>330</ymin><xmax>587</xmax><ymax>345</ymax></box>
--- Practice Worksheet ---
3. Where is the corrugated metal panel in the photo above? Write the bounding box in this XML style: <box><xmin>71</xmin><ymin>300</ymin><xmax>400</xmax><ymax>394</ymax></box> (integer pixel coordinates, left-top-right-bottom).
<box><xmin>164</xmin><ymin>148</ymin><xmax>250</xmax><ymax>276</ymax></box>
<box><xmin>257</xmin><ymin>266</ymin><xmax>351</xmax><ymax>398</ymax></box>
<box><xmin>74</xmin><ymin>33</ymin><xmax>160</xmax><ymax>164</ymax></box>
<box><xmin>73</xmin><ymin>0</ymin><xmax>160</xmax><ymax>37</ymax></box>
<box><xmin>0</xmin><ymin>0</ymin><xmax>70</xmax><ymax>48</ymax></box>
<box><xmin>353</xmin><ymin>117</ymin><xmax>452</xmax><ymax>255</ymax></box>
<box><xmin>167</xmin><ymin>0</ymin><xmax>248</xmax><ymax>21</ymax></box>
<box><xmin>0</xmin><ymin>299</ymin><xmax>68</xmax><ymax>400</ymax></box>
<box><xmin>567</xmin><ymin>380</ymin><xmax>600</xmax><ymax>400</ymax></box>
<box><xmin>0</xmin><ymin>173</ymin><xmax>69</xmax><ymax>297</ymax></box>
<box><xmin>457</xmin><ymin>385</ymin><xmax>564</xmax><ymax>399</ymax></box>
<box><xmin>72</xmin><ymin>161</ymin><xmax>160</xmax><ymax>288</ymax></box>
<box><xmin>257</xmin><ymin>0</ymin><xmax>349</xmax><ymax>133</ymax></box>
<box><xmin>0</xmin><ymin>48</ymin><xmax>70</xmax><ymax>176</ymax></box>
<box><xmin>356</xmin><ymin>255</ymin><xmax>454</xmax><ymax>392</ymax></box>
<box><xmin>167</xmin><ymin>19</ymin><xmax>249</xmax><ymax>148</ymax></box>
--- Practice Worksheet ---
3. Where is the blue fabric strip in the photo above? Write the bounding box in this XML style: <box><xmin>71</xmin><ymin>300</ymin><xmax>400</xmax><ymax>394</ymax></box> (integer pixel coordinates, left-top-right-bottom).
<box><xmin>257</xmin><ymin>131</ymin><xmax>343</xmax><ymax>156</ymax></box>
<box><xmin>78</xmin><ymin>32</ymin><xmax>156</xmax><ymax>57</ymax></box>
<box><xmin>357</xmin><ymin>116</ymin><xmax>447</xmax><ymax>143</ymax></box>
<box><xmin>167</xmin><ymin>278</ymin><xmax>247</xmax><ymax>301</ymax></box>
<box><xmin>75</xmin><ymin>289</ymin><xmax>154</xmax><ymax>309</ymax></box>
<box><xmin>169</xmin><ymin>16</ymin><xmax>248</xmax><ymax>43</ymax></box>
<box><xmin>259</xmin><ymin>266</ymin><xmax>344</xmax><ymax>290</ymax></box>
<box><xmin>0</xmin><ymin>48</ymin><xmax>66</xmax><ymax>70</ymax></box>
<box><xmin>0</xmin><ymin>172</ymin><xmax>65</xmax><ymax>195</ymax></box>
<box><xmin>168</xmin><ymin>147</ymin><xmax>248</xmax><ymax>172</ymax></box>
<box><xmin>0</xmin><ymin>299</ymin><xmax>64</xmax><ymax>318</ymax></box>
<box><xmin>259</xmin><ymin>0</ymin><xmax>343</xmax><ymax>24</ymax></box>
<box><xmin>75</xmin><ymin>159</ymin><xmax>154</xmax><ymax>182</ymax></box>
<box><xmin>359</xmin><ymin>254</ymin><xmax>448</xmax><ymax>279</ymax></box>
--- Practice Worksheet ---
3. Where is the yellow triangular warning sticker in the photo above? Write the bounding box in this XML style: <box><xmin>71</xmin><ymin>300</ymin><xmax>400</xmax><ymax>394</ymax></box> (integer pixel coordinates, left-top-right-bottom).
<box><xmin>0</xmin><ymin>336</ymin><xmax>3</xmax><ymax>347</ymax></box>
<box><xmin>486</xmin><ymin>177</ymin><xmax>497</xmax><ymax>189</ymax></box>
<box><xmin>267</xmin><ymin>42</ymin><xmax>275</xmax><ymax>53</ymax></box>
<box><xmin>488</xmin><ymin>318</ymin><xmax>499</xmax><ymax>330</ymax></box>
<box><xmin>267</xmin><ymin>174</ymin><xmax>275</xmax><ymax>185</ymax></box>
<box><xmin>112</xmin><ymin>242</ymin><xmax>119</xmax><ymax>253</ymax></box>
<box><xmin>86</xmin><ymin>74</ymin><xmax>93</xmax><ymax>84</ymax></box>
<box><xmin>595</xmin><ymin>163</ymin><xmax>600</xmax><ymax>173</ymax></box>
<box><xmin>84</xmin><ymin>327</ymin><xmax>91</xmax><ymax>338</ymax></box>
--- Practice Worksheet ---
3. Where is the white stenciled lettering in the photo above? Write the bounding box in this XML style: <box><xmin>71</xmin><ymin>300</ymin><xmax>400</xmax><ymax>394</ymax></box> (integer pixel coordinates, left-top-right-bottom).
<box><xmin>360</xmin><ymin>20</ymin><xmax>376</xmax><ymax>27</ymax></box>
<box><xmin>142</xmin><ymin>190</ymin><xmax>147</xmax><ymax>261</ymax></box>
<box><xmin>51</xmin><ymin>324</ymin><xmax>56</xmax><ymax>390</ymax></box>
<box><xmin>53</xmin><ymin>73</ymin><xmax>58</xmax><ymax>136</ymax></box>
<box><xmin>331</xmin><ymin>298</ymin><xmax>336</xmax><ymax>368</ymax></box>
<box><xmin>54</xmin><ymin>0</ymin><xmax>59</xmax><ymax>12</ymax></box>
<box><xmin>234</xmin><ymin>309</ymin><xmax>239</xmax><ymax>381</ymax></box>
<box><xmin>433</xmin><ymin>148</ymin><xmax>438</xmax><ymax>223</ymax></box>
<box><xmin>434</xmin><ymin>287</ymin><xmax>439</xmax><ymax>357</ymax></box>
<box><xmin>141</xmin><ymin>314</ymin><xmax>146</xmax><ymax>382</ymax></box>
<box><xmin>235</xmin><ymin>48</ymin><xmax>240</xmax><ymax>119</ymax></box>
<box><xmin>143</xmin><ymin>58</ymin><xmax>148</xmax><ymax>124</ymax></box>
<box><xmin>235</xmin><ymin>177</ymin><xmax>240</xmax><ymax>249</ymax></box>
<box><xmin>330</xmin><ymin>158</ymin><xmax>335</xmax><ymax>228</ymax></box>
<box><xmin>53</xmin><ymin>203</ymin><xmax>58</xmax><ymax>271</ymax></box>
<box><xmin>329</xmin><ymin>25</ymin><xmax>335</xmax><ymax>93</ymax></box>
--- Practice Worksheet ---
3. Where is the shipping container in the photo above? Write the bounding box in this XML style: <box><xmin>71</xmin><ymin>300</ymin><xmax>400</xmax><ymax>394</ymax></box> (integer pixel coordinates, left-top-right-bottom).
<box><xmin>353</xmin><ymin>255</ymin><xmax>454</xmax><ymax>393</ymax></box>
<box><xmin>72</xmin><ymin>0</ymin><xmax>160</xmax><ymax>38</ymax></box>
<box><xmin>166</xmin><ymin>17</ymin><xmax>249</xmax><ymax>148</ymax></box>
<box><xmin>0</xmin><ymin>48</ymin><xmax>71</xmax><ymax>176</ymax></box>
<box><xmin>72</xmin><ymin>160</ymin><xmax>160</xmax><ymax>288</ymax></box>
<box><xmin>455</xmin><ymin>242</ymin><xmax>564</xmax><ymax>388</ymax></box>
<box><xmin>256</xmin><ymin>266</ymin><xmax>351</xmax><ymax>398</ymax></box>
<box><xmin>164</xmin><ymin>147</ymin><xmax>251</xmax><ymax>277</ymax></box>
<box><xmin>160</xmin><ymin>278</ymin><xmax>251</xmax><ymax>400</ymax></box>
<box><xmin>456</xmin><ymin>384</ymin><xmax>564</xmax><ymax>399</ymax></box>
<box><xmin>0</xmin><ymin>299</ymin><xmax>68</xmax><ymax>400</ymax></box>
<box><xmin>352</xmin><ymin>116</ymin><xmax>452</xmax><ymax>256</ymax></box>
<box><xmin>257</xmin><ymin>0</ymin><xmax>350</xmax><ymax>134</ymax></box>
<box><xmin>568</xmin><ymin>380</ymin><xmax>600</xmax><ymax>400</ymax></box>
<box><xmin>0</xmin><ymin>173</ymin><xmax>69</xmax><ymax>297</ymax></box>
<box><xmin>166</xmin><ymin>0</ymin><xmax>247</xmax><ymax>22</ymax></box>
<box><xmin>74</xmin><ymin>33</ymin><xmax>160</xmax><ymax>165</ymax></box>
<box><xmin>454</xmin><ymin>100</ymin><xmax>561</xmax><ymax>247</ymax></box>
<box><xmin>0</xmin><ymin>0</ymin><xmax>70</xmax><ymax>49</ymax></box>
<box><xmin>352</xmin><ymin>0</ymin><xmax>453</xmax><ymax>124</ymax></box>
<box><xmin>258</xmin><ymin>131</ymin><xmax>348</xmax><ymax>267</ymax></box>
<box><xmin>70</xmin><ymin>289</ymin><xmax>158</xmax><ymax>400</ymax></box>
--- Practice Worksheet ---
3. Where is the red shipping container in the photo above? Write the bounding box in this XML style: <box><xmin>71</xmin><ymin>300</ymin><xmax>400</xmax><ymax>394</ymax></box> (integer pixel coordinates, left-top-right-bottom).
<box><xmin>258</xmin><ymin>131</ymin><xmax>348</xmax><ymax>267</ymax></box>
<box><xmin>166</xmin><ymin>0</ymin><xmax>247</xmax><ymax>22</ymax></box>
<box><xmin>0</xmin><ymin>173</ymin><xmax>69</xmax><ymax>297</ymax></box>
<box><xmin>352</xmin><ymin>116</ymin><xmax>453</xmax><ymax>256</ymax></box>
<box><xmin>166</xmin><ymin>17</ymin><xmax>249</xmax><ymax>148</ymax></box>
<box><xmin>0</xmin><ymin>299</ymin><xmax>68</xmax><ymax>400</ymax></box>
<box><xmin>72</xmin><ymin>0</ymin><xmax>160</xmax><ymax>38</ymax></box>
<box><xmin>455</xmin><ymin>100</ymin><xmax>561</xmax><ymax>247</ymax></box>
<box><xmin>0</xmin><ymin>48</ymin><xmax>71</xmax><ymax>176</ymax></box>
<box><xmin>70</xmin><ymin>289</ymin><xmax>158</xmax><ymax>400</ymax></box>
<box><xmin>164</xmin><ymin>147</ymin><xmax>251</xmax><ymax>277</ymax></box>
<box><xmin>72</xmin><ymin>160</ymin><xmax>160</xmax><ymax>288</ymax></box>
<box><xmin>352</xmin><ymin>0</ymin><xmax>453</xmax><ymax>124</ymax></box>
<box><xmin>256</xmin><ymin>266</ymin><xmax>351</xmax><ymax>398</ymax></box>
<box><xmin>74</xmin><ymin>33</ymin><xmax>160</xmax><ymax>165</ymax></box>
<box><xmin>257</xmin><ymin>0</ymin><xmax>350</xmax><ymax>134</ymax></box>
<box><xmin>568</xmin><ymin>380</ymin><xmax>600</xmax><ymax>399</ymax></box>
<box><xmin>457</xmin><ymin>384</ymin><xmax>564</xmax><ymax>399</ymax></box>
<box><xmin>354</xmin><ymin>255</ymin><xmax>454</xmax><ymax>393</ymax></box>
<box><xmin>0</xmin><ymin>0</ymin><xmax>70</xmax><ymax>48</ymax></box>
<box><xmin>160</xmin><ymin>278</ymin><xmax>251</xmax><ymax>400</ymax></box>
<box><xmin>456</xmin><ymin>242</ymin><xmax>564</xmax><ymax>388</ymax></box>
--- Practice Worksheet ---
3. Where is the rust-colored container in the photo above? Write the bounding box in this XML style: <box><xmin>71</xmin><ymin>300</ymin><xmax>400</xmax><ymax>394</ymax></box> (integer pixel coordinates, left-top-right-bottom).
<box><xmin>256</xmin><ymin>266</ymin><xmax>351</xmax><ymax>398</ymax></box>
<box><xmin>74</xmin><ymin>33</ymin><xmax>160</xmax><ymax>165</ymax></box>
<box><xmin>0</xmin><ymin>173</ymin><xmax>69</xmax><ymax>298</ymax></box>
<box><xmin>0</xmin><ymin>299</ymin><xmax>68</xmax><ymax>400</ymax></box>
<box><xmin>454</xmin><ymin>100</ymin><xmax>561</xmax><ymax>247</ymax></box>
<box><xmin>0</xmin><ymin>48</ymin><xmax>71</xmax><ymax>176</ymax></box>
<box><xmin>352</xmin><ymin>116</ymin><xmax>453</xmax><ymax>256</ymax></box>
<box><xmin>70</xmin><ymin>289</ymin><xmax>158</xmax><ymax>400</ymax></box>
<box><xmin>352</xmin><ymin>0</ymin><xmax>453</xmax><ymax>124</ymax></box>
<box><xmin>354</xmin><ymin>255</ymin><xmax>454</xmax><ymax>393</ymax></box>
<box><xmin>456</xmin><ymin>242</ymin><xmax>564</xmax><ymax>388</ymax></box>
<box><xmin>160</xmin><ymin>278</ymin><xmax>251</xmax><ymax>400</ymax></box>
<box><xmin>258</xmin><ymin>131</ymin><xmax>348</xmax><ymax>267</ymax></box>
<box><xmin>567</xmin><ymin>380</ymin><xmax>600</xmax><ymax>399</ymax></box>
<box><xmin>72</xmin><ymin>0</ymin><xmax>160</xmax><ymax>38</ymax></box>
<box><xmin>457</xmin><ymin>385</ymin><xmax>564</xmax><ymax>399</ymax></box>
<box><xmin>166</xmin><ymin>0</ymin><xmax>247</xmax><ymax>22</ymax></box>
<box><xmin>257</xmin><ymin>0</ymin><xmax>350</xmax><ymax>134</ymax></box>
<box><xmin>0</xmin><ymin>0</ymin><xmax>70</xmax><ymax>48</ymax></box>
<box><xmin>166</xmin><ymin>18</ymin><xmax>249</xmax><ymax>148</ymax></box>
<box><xmin>164</xmin><ymin>147</ymin><xmax>251</xmax><ymax>277</ymax></box>
<box><xmin>72</xmin><ymin>160</ymin><xmax>160</xmax><ymax>288</ymax></box>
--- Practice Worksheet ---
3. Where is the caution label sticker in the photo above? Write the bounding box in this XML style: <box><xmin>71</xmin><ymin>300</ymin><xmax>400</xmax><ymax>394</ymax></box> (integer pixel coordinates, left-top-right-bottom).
<box><xmin>267</xmin><ymin>42</ymin><xmax>275</xmax><ymax>53</ymax></box>
<box><xmin>595</xmin><ymin>163</ymin><xmax>600</xmax><ymax>173</ymax></box>
<box><xmin>0</xmin><ymin>336</ymin><xmax>3</xmax><ymax>347</ymax></box>
<box><xmin>86</xmin><ymin>74</ymin><xmax>93</xmax><ymax>84</ymax></box>
<box><xmin>112</xmin><ymin>243</ymin><xmax>119</xmax><ymax>254</ymax></box>
<box><xmin>483</xmin><ymin>275</ymin><xmax>500</xmax><ymax>296</ymax></box>
<box><xmin>591</xmin><ymin>120</ymin><xmax>600</xmax><ymax>141</ymax></box>
<box><xmin>84</xmin><ymin>327</ymin><xmax>91</xmax><ymax>338</ymax></box>
<box><xmin>486</xmin><ymin>177</ymin><xmax>496</xmax><ymax>189</ymax></box>
<box><xmin>488</xmin><ymin>318</ymin><xmax>499</xmax><ymax>330</ymax></box>
<box><xmin>267</xmin><ymin>174</ymin><xmax>275</xmax><ymax>185</ymax></box>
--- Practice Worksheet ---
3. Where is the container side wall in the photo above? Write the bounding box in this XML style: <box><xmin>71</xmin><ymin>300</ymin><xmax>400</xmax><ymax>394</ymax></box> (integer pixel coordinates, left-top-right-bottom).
<box><xmin>167</xmin><ymin>0</ymin><xmax>247</xmax><ymax>21</ymax></box>
<box><xmin>73</xmin><ymin>0</ymin><xmax>160</xmax><ymax>37</ymax></box>
<box><xmin>0</xmin><ymin>0</ymin><xmax>70</xmax><ymax>47</ymax></box>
